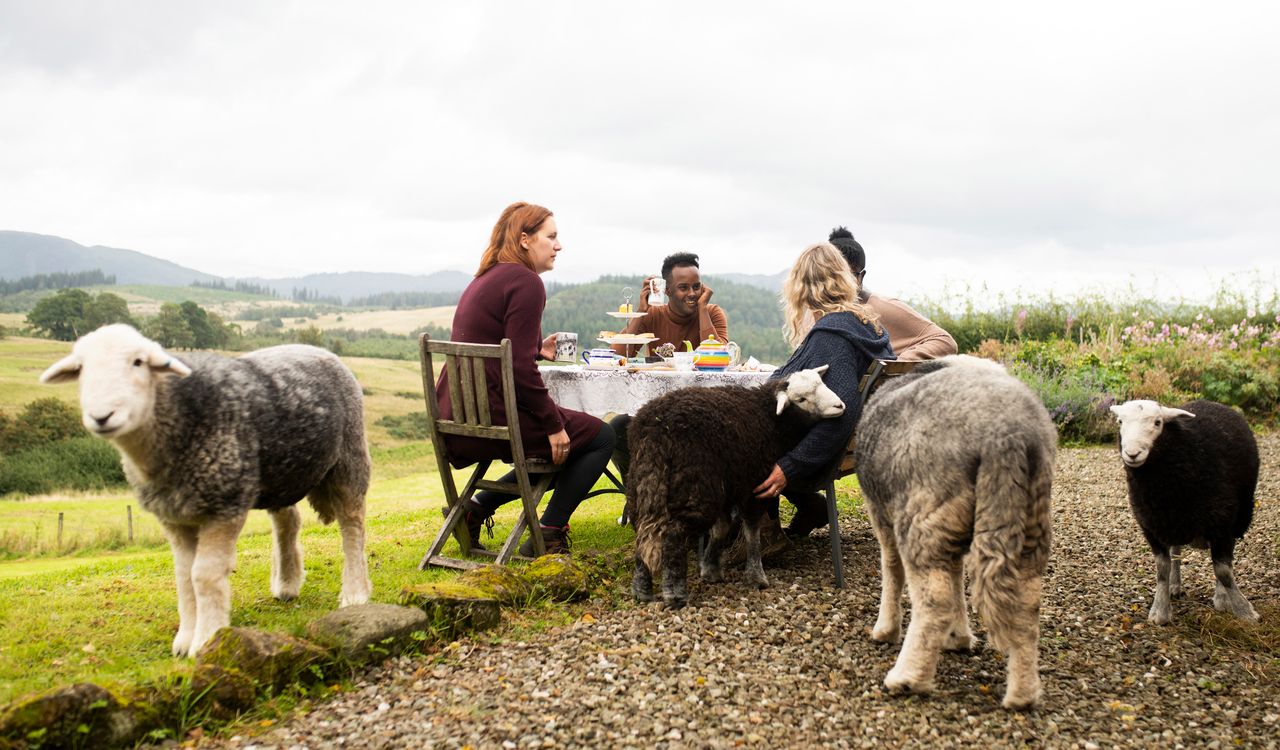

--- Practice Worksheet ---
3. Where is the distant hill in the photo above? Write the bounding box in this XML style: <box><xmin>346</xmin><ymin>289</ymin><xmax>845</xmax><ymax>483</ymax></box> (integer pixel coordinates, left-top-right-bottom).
<box><xmin>715</xmin><ymin>270</ymin><xmax>787</xmax><ymax>292</ymax></box>
<box><xmin>0</xmin><ymin>231</ymin><xmax>472</xmax><ymax>301</ymax></box>
<box><xmin>235</xmin><ymin>271</ymin><xmax>472</xmax><ymax>301</ymax></box>
<box><xmin>0</xmin><ymin>231</ymin><xmax>221</xmax><ymax>286</ymax></box>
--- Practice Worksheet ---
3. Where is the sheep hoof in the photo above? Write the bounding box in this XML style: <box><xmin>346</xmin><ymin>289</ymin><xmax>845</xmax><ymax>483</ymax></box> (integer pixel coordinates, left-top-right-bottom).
<box><xmin>633</xmin><ymin>588</ymin><xmax>655</xmax><ymax>603</ymax></box>
<box><xmin>1170</xmin><ymin>585</ymin><xmax>1184</xmax><ymax>599</ymax></box>
<box><xmin>943</xmin><ymin>630</ymin><xmax>976</xmax><ymax>652</ymax></box>
<box><xmin>884</xmin><ymin>670</ymin><xmax>932</xmax><ymax>696</ymax></box>
<box><xmin>1147</xmin><ymin>606</ymin><xmax>1172</xmax><ymax>626</ymax></box>
<box><xmin>700</xmin><ymin>566</ymin><xmax>724</xmax><ymax>583</ymax></box>
<box><xmin>869</xmin><ymin>624</ymin><xmax>900</xmax><ymax>644</ymax></box>
<box><xmin>171</xmin><ymin>630</ymin><xmax>194</xmax><ymax>657</ymax></box>
<box><xmin>662</xmin><ymin>596</ymin><xmax>687</xmax><ymax>610</ymax></box>
<box><xmin>1001</xmin><ymin>682</ymin><xmax>1042</xmax><ymax>711</ymax></box>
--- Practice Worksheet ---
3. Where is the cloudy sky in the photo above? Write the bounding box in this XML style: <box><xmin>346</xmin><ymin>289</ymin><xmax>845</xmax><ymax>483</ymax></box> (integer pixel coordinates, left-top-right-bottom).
<box><xmin>2</xmin><ymin>1</ymin><xmax>1277</xmax><ymax>302</ymax></box>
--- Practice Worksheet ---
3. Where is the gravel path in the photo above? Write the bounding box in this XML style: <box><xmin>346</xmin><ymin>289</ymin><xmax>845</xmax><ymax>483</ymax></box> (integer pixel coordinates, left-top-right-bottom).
<box><xmin>201</xmin><ymin>436</ymin><xmax>1280</xmax><ymax>749</ymax></box>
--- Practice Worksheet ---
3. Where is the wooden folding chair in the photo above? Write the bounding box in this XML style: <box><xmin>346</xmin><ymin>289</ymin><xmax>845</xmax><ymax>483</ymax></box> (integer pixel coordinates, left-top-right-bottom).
<box><xmin>822</xmin><ymin>359</ymin><xmax>918</xmax><ymax>587</ymax></box>
<box><xmin>418</xmin><ymin>334</ymin><xmax>559</xmax><ymax>570</ymax></box>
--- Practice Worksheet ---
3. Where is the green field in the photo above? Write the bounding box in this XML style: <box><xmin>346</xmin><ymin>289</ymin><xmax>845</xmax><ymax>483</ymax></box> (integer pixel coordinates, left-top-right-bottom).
<box><xmin>0</xmin><ymin>336</ymin><xmax>657</xmax><ymax>701</ymax></box>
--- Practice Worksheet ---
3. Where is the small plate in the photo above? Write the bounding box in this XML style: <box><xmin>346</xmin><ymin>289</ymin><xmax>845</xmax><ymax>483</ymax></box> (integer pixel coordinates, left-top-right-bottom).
<box><xmin>584</xmin><ymin>363</ymin><xmax>627</xmax><ymax>371</ymax></box>
<box><xmin>606</xmin><ymin>311</ymin><xmax>647</xmax><ymax>319</ymax></box>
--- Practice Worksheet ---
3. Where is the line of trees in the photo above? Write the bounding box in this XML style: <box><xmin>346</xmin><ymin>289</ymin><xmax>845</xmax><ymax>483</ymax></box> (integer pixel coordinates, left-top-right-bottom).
<box><xmin>25</xmin><ymin>289</ymin><xmax>236</xmax><ymax>348</ymax></box>
<box><xmin>190</xmin><ymin>279</ymin><xmax>278</xmax><ymax>297</ymax></box>
<box><xmin>0</xmin><ymin>269</ymin><xmax>115</xmax><ymax>295</ymax></box>
<box><xmin>345</xmin><ymin>290</ymin><xmax>462</xmax><ymax>309</ymax></box>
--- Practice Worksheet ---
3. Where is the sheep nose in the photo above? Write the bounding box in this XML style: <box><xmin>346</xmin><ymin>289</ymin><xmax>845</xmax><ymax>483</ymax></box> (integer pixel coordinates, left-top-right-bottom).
<box><xmin>92</xmin><ymin>412</ymin><xmax>114</xmax><ymax>427</ymax></box>
<box><xmin>1124</xmin><ymin>450</ymin><xmax>1140</xmax><ymax>461</ymax></box>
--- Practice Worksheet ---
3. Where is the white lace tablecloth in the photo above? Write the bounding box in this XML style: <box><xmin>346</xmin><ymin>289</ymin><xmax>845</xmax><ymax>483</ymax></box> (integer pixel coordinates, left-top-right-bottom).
<box><xmin>539</xmin><ymin>365</ymin><xmax>772</xmax><ymax>416</ymax></box>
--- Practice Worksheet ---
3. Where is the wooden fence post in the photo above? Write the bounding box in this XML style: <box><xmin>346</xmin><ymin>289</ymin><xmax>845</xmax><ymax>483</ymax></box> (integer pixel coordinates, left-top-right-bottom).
<box><xmin>127</xmin><ymin>505</ymin><xmax>134</xmax><ymax>543</ymax></box>
<box><xmin>57</xmin><ymin>512</ymin><xmax>64</xmax><ymax>549</ymax></box>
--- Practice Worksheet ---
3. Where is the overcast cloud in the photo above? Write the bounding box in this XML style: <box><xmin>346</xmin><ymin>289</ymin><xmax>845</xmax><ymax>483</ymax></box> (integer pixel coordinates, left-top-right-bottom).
<box><xmin>1</xmin><ymin>1</ymin><xmax>1277</xmax><ymax>302</ymax></box>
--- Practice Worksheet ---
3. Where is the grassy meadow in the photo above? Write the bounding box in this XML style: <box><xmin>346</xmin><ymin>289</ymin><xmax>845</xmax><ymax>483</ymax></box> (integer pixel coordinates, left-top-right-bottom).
<box><xmin>242</xmin><ymin>305</ymin><xmax>457</xmax><ymax>335</ymax></box>
<box><xmin>0</xmin><ymin>334</ymin><xmax>665</xmax><ymax>702</ymax></box>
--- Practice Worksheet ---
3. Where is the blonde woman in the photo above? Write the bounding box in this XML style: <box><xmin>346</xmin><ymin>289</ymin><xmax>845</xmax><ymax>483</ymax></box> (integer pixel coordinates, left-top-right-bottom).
<box><xmin>751</xmin><ymin>242</ymin><xmax>895</xmax><ymax>551</ymax></box>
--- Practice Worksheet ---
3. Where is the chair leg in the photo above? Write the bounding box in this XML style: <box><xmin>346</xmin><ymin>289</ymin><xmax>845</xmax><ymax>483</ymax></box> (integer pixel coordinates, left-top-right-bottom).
<box><xmin>826</xmin><ymin>480</ymin><xmax>844</xmax><ymax>588</ymax></box>
<box><xmin>421</xmin><ymin>499</ymin><xmax>470</xmax><ymax>570</ymax></box>
<box><xmin>495</xmin><ymin>473</ymin><xmax>556</xmax><ymax>565</ymax></box>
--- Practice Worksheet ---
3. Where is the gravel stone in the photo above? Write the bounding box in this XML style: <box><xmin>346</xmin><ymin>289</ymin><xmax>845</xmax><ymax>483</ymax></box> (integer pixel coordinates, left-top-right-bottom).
<box><xmin>193</xmin><ymin>436</ymin><xmax>1280</xmax><ymax>749</ymax></box>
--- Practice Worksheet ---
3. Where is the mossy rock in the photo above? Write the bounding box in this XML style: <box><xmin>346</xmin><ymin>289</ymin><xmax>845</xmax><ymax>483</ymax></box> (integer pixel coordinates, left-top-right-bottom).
<box><xmin>524</xmin><ymin>554</ymin><xmax>590</xmax><ymax>602</ymax></box>
<box><xmin>307</xmin><ymin>603</ymin><xmax>431</xmax><ymax>666</ymax></box>
<box><xmin>0</xmin><ymin>682</ymin><xmax>140</xmax><ymax>749</ymax></box>
<box><xmin>399</xmin><ymin>581</ymin><xmax>501</xmax><ymax>638</ymax></box>
<box><xmin>196</xmin><ymin>628</ymin><xmax>329</xmax><ymax>692</ymax></box>
<box><xmin>458</xmin><ymin>564</ymin><xmax>534</xmax><ymax>605</ymax></box>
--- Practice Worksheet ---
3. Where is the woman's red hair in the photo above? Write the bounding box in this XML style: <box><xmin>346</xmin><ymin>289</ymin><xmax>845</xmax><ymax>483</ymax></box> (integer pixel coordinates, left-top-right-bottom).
<box><xmin>476</xmin><ymin>202</ymin><xmax>554</xmax><ymax>277</ymax></box>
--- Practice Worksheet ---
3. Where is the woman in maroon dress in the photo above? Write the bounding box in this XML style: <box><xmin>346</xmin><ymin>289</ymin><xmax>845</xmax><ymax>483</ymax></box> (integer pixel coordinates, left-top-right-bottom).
<box><xmin>438</xmin><ymin>202</ymin><xmax>615</xmax><ymax>555</ymax></box>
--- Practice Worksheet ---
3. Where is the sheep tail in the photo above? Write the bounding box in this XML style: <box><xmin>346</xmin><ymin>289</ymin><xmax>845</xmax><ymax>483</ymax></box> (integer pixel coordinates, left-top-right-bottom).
<box><xmin>967</xmin><ymin>435</ymin><xmax>1053</xmax><ymax>653</ymax></box>
<box><xmin>630</xmin><ymin>442</ymin><xmax>669</xmax><ymax>574</ymax></box>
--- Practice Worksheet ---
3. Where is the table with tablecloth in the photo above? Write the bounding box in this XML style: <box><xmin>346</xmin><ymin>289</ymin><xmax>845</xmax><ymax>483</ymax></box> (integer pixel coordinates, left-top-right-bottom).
<box><xmin>538</xmin><ymin>365</ymin><xmax>773</xmax><ymax>417</ymax></box>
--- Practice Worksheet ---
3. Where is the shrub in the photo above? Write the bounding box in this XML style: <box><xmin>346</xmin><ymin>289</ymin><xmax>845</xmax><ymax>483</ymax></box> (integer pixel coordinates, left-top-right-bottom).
<box><xmin>0</xmin><ymin>398</ymin><xmax>84</xmax><ymax>454</ymax></box>
<box><xmin>0</xmin><ymin>436</ymin><xmax>126</xmax><ymax>496</ymax></box>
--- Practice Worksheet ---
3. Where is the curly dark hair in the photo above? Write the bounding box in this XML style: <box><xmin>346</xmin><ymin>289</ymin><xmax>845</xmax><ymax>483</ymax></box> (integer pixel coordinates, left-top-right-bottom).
<box><xmin>828</xmin><ymin>226</ymin><xmax>865</xmax><ymax>273</ymax></box>
<box><xmin>660</xmin><ymin>252</ymin><xmax>700</xmax><ymax>282</ymax></box>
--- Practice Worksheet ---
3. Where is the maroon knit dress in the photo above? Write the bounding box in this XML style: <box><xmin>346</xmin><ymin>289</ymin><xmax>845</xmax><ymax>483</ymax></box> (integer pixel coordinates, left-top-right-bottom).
<box><xmin>437</xmin><ymin>262</ymin><xmax>602</xmax><ymax>468</ymax></box>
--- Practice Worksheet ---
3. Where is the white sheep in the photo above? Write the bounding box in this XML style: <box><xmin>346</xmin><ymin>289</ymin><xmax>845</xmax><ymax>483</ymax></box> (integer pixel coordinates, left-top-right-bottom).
<box><xmin>41</xmin><ymin>324</ymin><xmax>371</xmax><ymax>657</ymax></box>
<box><xmin>856</xmin><ymin>355</ymin><xmax>1056</xmax><ymax>710</ymax></box>
<box><xmin>1110</xmin><ymin>399</ymin><xmax>1259</xmax><ymax>624</ymax></box>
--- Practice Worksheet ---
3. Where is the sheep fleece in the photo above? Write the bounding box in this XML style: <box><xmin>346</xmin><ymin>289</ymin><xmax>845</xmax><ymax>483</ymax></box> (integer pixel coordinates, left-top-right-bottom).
<box><xmin>131</xmin><ymin>346</ymin><xmax>368</xmax><ymax>525</ymax></box>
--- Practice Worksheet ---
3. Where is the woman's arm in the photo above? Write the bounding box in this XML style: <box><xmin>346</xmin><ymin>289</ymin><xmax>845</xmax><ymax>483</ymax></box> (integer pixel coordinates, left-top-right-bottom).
<box><xmin>774</xmin><ymin>334</ymin><xmax>869</xmax><ymax>482</ymax></box>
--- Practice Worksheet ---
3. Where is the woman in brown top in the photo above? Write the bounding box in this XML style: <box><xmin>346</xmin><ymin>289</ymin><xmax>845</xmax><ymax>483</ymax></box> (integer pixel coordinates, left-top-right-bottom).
<box><xmin>439</xmin><ymin>202</ymin><xmax>615</xmax><ymax>554</ymax></box>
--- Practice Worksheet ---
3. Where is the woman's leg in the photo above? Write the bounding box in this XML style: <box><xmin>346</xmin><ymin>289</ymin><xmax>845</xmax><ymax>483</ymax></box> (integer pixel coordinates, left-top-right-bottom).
<box><xmin>608</xmin><ymin>414</ymin><xmax>631</xmax><ymax>483</ymax></box>
<box><xmin>540</xmin><ymin>422</ymin><xmax>617</xmax><ymax>527</ymax></box>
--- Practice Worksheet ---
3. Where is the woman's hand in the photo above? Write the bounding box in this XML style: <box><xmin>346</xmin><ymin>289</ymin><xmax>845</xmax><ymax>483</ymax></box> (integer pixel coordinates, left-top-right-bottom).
<box><xmin>540</xmin><ymin>333</ymin><xmax>558</xmax><ymax>361</ymax></box>
<box><xmin>548</xmin><ymin>429</ymin><xmax>571</xmax><ymax>465</ymax></box>
<box><xmin>753</xmin><ymin>464</ymin><xmax>787</xmax><ymax>498</ymax></box>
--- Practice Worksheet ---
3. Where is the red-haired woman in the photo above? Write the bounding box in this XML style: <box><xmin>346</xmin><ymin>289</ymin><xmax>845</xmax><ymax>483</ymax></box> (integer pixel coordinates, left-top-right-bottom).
<box><xmin>437</xmin><ymin>202</ymin><xmax>614</xmax><ymax>555</ymax></box>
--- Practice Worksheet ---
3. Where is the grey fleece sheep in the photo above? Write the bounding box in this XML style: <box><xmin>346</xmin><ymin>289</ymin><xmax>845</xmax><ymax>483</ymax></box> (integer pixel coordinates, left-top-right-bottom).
<box><xmin>856</xmin><ymin>355</ymin><xmax>1056</xmax><ymax>710</ymax></box>
<box><xmin>41</xmin><ymin>324</ymin><xmax>371</xmax><ymax>657</ymax></box>
<box><xmin>629</xmin><ymin>367</ymin><xmax>845</xmax><ymax>608</ymax></box>
<box><xmin>1109</xmin><ymin>399</ymin><xmax>1259</xmax><ymax>625</ymax></box>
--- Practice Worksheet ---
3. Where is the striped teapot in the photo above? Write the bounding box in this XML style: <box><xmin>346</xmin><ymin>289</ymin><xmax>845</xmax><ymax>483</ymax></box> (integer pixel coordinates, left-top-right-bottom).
<box><xmin>691</xmin><ymin>337</ymin><xmax>741</xmax><ymax>371</ymax></box>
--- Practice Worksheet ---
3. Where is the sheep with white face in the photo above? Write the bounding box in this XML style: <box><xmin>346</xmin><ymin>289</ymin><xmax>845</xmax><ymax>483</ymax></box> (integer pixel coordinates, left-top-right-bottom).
<box><xmin>42</xmin><ymin>324</ymin><xmax>372</xmax><ymax>657</ymax></box>
<box><xmin>1110</xmin><ymin>399</ymin><xmax>1259</xmax><ymax>625</ymax></box>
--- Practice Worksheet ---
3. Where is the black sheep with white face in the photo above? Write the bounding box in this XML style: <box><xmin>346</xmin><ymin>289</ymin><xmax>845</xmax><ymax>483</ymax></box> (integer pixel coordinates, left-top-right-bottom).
<box><xmin>1110</xmin><ymin>398</ymin><xmax>1259</xmax><ymax>626</ymax></box>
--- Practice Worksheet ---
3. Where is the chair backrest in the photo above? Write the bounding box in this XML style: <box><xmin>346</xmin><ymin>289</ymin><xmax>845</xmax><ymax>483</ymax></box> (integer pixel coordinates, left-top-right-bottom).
<box><xmin>418</xmin><ymin>334</ymin><xmax>535</xmax><ymax>474</ymax></box>
<box><xmin>835</xmin><ymin>358</ymin><xmax>919</xmax><ymax>478</ymax></box>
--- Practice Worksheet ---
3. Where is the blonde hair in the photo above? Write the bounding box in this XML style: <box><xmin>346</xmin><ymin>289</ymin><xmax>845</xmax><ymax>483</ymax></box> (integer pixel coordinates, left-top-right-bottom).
<box><xmin>781</xmin><ymin>242</ymin><xmax>880</xmax><ymax>348</ymax></box>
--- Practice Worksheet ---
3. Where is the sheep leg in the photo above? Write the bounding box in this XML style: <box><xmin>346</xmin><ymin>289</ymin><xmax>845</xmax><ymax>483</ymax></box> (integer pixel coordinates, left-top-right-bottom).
<box><xmin>162</xmin><ymin>522</ymin><xmax>199</xmax><ymax>657</ymax></box>
<box><xmin>660</xmin><ymin>532</ymin><xmax>690</xmax><ymax>609</ymax></box>
<box><xmin>700</xmin><ymin>515</ymin><xmax>735</xmax><ymax>583</ymax></box>
<box><xmin>1169</xmin><ymin>545</ymin><xmax>1183</xmax><ymax>598</ymax></box>
<box><xmin>869</xmin><ymin>518</ymin><xmax>904</xmax><ymax>643</ymax></box>
<box><xmin>269</xmin><ymin>506</ymin><xmax>305</xmax><ymax>600</ymax></box>
<box><xmin>332</xmin><ymin>494</ymin><xmax>371</xmax><ymax>607</ymax></box>
<box><xmin>632</xmin><ymin>555</ymin><xmax>655</xmax><ymax>602</ymax></box>
<box><xmin>741</xmin><ymin>519</ymin><xmax>768</xmax><ymax>590</ymax></box>
<box><xmin>188</xmin><ymin>513</ymin><xmax>248</xmax><ymax>657</ymax></box>
<box><xmin>1147</xmin><ymin>544</ymin><xmax>1173</xmax><ymax>625</ymax></box>
<box><xmin>1000</xmin><ymin>575</ymin><xmax>1043</xmax><ymax>711</ymax></box>
<box><xmin>884</xmin><ymin>565</ymin><xmax>950</xmax><ymax>695</ymax></box>
<box><xmin>1210</xmin><ymin>541</ymin><xmax>1258</xmax><ymax>622</ymax></box>
<box><xmin>943</xmin><ymin>561</ymin><xmax>975</xmax><ymax>651</ymax></box>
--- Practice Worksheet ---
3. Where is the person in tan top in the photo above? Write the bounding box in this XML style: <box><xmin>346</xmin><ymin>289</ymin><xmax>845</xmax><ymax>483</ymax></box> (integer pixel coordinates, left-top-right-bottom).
<box><xmin>611</xmin><ymin>252</ymin><xmax>728</xmax><ymax>358</ymax></box>
<box><xmin>828</xmin><ymin>227</ymin><xmax>957</xmax><ymax>361</ymax></box>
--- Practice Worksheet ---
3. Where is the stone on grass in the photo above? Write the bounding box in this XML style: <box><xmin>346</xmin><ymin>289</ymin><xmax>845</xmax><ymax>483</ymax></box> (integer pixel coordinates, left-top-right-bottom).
<box><xmin>400</xmin><ymin>581</ymin><xmax>502</xmax><ymax>638</ymax></box>
<box><xmin>196</xmin><ymin>627</ymin><xmax>329</xmax><ymax>691</ymax></box>
<box><xmin>186</xmin><ymin>663</ymin><xmax>258</xmax><ymax>718</ymax></box>
<box><xmin>0</xmin><ymin>683</ymin><xmax>138</xmax><ymax>748</ymax></box>
<box><xmin>459</xmin><ymin>564</ymin><xmax>534</xmax><ymax>605</ymax></box>
<box><xmin>525</xmin><ymin>554</ymin><xmax>590</xmax><ymax>602</ymax></box>
<box><xmin>307</xmin><ymin>603</ymin><xmax>431</xmax><ymax>665</ymax></box>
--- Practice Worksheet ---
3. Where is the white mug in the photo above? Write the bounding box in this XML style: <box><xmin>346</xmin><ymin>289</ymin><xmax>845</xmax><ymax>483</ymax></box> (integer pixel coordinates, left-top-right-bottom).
<box><xmin>648</xmin><ymin>277</ymin><xmax>665</xmax><ymax>306</ymax></box>
<box><xmin>671</xmin><ymin>351</ymin><xmax>695</xmax><ymax>371</ymax></box>
<box><xmin>554</xmin><ymin>332</ymin><xmax>578</xmax><ymax>362</ymax></box>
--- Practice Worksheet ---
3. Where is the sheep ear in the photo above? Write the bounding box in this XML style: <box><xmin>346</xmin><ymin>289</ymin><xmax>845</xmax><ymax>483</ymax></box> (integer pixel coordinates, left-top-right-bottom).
<box><xmin>1109</xmin><ymin>404</ymin><xmax>1123</xmax><ymax>420</ymax></box>
<box><xmin>1160</xmin><ymin>406</ymin><xmax>1195</xmax><ymax>420</ymax></box>
<box><xmin>813</xmin><ymin>364</ymin><xmax>829</xmax><ymax>375</ymax></box>
<box><xmin>148</xmin><ymin>350</ymin><xmax>192</xmax><ymax>377</ymax></box>
<box><xmin>775</xmin><ymin>389</ymin><xmax>789</xmax><ymax>415</ymax></box>
<box><xmin>40</xmin><ymin>354</ymin><xmax>82</xmax><ymax>384</ymax></box>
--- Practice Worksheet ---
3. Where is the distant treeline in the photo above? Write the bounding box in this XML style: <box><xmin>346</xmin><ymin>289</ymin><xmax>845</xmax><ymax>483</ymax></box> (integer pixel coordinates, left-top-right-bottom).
<box><xmin>291</xmin><ymin>287</ymin><xmax>344</xmax><ymax>305</ymax></box>
<box><xmin>346</xmin><ymin>290</ymin><xmax>462</xmax><ymax>309</ymax></box>
<box><xmin>190</xmin><ymin>279</ymin><xmax>278</xmax><ymax>297</ymax></box>
<box><xmin>0</xmin><ymin>269</ymin><xmax>114</xmax><ymax>296</ymax></box>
